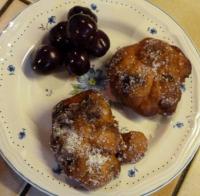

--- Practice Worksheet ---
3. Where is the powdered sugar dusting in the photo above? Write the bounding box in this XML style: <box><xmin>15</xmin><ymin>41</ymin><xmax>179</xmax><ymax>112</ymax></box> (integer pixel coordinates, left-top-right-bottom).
<box><xmin>63</xmin><ymin>131</ymin><xmax>82</xmax><ymax>153</ymax></box>
<box><xmin>86</xmin><ymin>149</ymin><xmax>109</xmax><ymax>173</ymax></box>
<box><xmin>152</xmin><ymin>61</ymin><xmax>161</xmax><ymax>69</ymax></box>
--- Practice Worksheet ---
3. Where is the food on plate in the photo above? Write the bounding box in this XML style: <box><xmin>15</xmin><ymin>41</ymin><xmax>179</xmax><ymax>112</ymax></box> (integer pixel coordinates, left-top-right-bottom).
<box><xmin>49</xmin><ymin>22</ymin><xmax>72</xmax><ymax>51</ymax></box>
<box><xmin>64</xmin><ymin>49</ymin><xmax>90</xmax><ymax>75</ymax></box>
<box><xmin>50</xmin><ymin>90</ymin><xmax>122</xmax><ymax>189</ymax></box>
<box><xmin>32</xmin><ymin>45</ymin><xmax>62</xmax><ymax>74</ymax></box>
<box><xmin>67</xmin><ymin>13</ymin><xmax>97</xmax><ymax>47</ymax></box>
<box><xmin>87</xmin><ymin>29</ymin><xmax>110</xmax><ymax>57</ymax></box>
<box><xmin>119</xmin><ymin>131</ymin><xmax>148</xmax><ymax>163</ymax></box>
<box><xmin>50</xmin><ymin>90</ymin><xmax>148</xmax><ymax>189</ymax></box>
<box><xmin>67</xmin><ymin>5</ymin><xmax>98</xmax><ymax>22</ymax></box>
<box><xmin>32</xmin><ymin>6</ymin><xmax>110</xmax><ymax>76</ymax></box>
<box><xmin>107</xmin><ymin>38</ymin><xmax>192</xmax><ymax>116</ymax></box>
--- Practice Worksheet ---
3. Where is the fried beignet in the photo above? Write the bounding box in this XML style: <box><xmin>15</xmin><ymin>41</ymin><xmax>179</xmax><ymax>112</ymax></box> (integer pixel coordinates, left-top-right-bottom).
<box><xmin>119</xmin><ymin>131</ymin><xmax>148</xmax><ymax>164</ymax></box>
<box><xmin>51</xmin><ymin>90</ymin><xmax>149</xmax><ymax>189</ymax></box>
<box><xmin>107</xmin><ymin>38</ymin><xmax>191</xmax><ymax>116</ymax></box>
<box><xmin>51</xmin><ymin>90</ymin><xmax>122</xmax><ymax>189</ymax></box>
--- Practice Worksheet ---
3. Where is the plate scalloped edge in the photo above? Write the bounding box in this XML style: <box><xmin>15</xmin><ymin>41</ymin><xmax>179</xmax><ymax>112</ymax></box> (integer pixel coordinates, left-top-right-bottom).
<box><xmin>0</xmin><ymin>0</ymin><xmax>200</xmax><ymax>196</ymax></box>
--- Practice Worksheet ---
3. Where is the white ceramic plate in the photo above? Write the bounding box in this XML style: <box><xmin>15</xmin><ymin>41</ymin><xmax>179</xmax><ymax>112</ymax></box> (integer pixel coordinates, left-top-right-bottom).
<box><xmin>0</xmin><ymin>0</ymin><xmax>200</xmax><ymax>195</ymax></box>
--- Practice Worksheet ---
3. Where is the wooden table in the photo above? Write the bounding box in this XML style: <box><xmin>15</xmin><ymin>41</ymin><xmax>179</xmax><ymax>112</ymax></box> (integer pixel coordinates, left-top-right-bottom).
<box><xmin>0</xmin><ymin>0</ymin><xmax>199</xmax><ymax>195</ymax></box>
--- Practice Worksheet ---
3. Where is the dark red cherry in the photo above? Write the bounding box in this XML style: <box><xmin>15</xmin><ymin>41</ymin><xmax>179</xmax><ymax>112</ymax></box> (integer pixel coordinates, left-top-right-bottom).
<box><xmin>68</xmin><ymin>6</ymin><xmax>97</xmax><ymax>22</ymax></box>
<box><xmin>49</xmin><ymin>21</ymin><xmax>72</xmax><ymax>51</ymax></box>
<box><xmin>32</xmin><ymin>45</ymin><xmax>62</xmax><ymax>74</ymax></box>
<box><xmin>65</xmin><ymin>49</ymin><xmax>90</xmax><ymax>76</ymax></box>
<box><xmin>67</xmin><ymin>14</ymin><xmax>97</xmax><ymax>48</ymax></box>
<box><xmin>88</xmin><ymin>30</ymin><xmax>110</xmax><ymax>57</ymax></box>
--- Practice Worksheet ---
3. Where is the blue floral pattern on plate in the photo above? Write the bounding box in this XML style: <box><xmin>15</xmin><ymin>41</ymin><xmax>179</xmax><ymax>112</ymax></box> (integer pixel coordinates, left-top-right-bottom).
<box><xmin>71</xmin><ymin>68</ymin><xmax>107</xmax><ymax>95</ymax></box>
<box><xmin>48</xmin><ymin>16</ymin><xmax>56</xmax><ymax>24</ymax></box>
<box><xmin>180</xmin><ymin>84</ymin><xmax>186</xmax><ymax>92</ymax></box>
<box><xmin>52</xmin><ymin>164</ymin><xmax>62</xmax><ymax>175</ymax></box>
<box><xmin>91</xmin><ymin>3</ymin><xmax>97</xmax><ymax>11</ymax></box>
<box><xmin>147</xmin><ymin>27</ymin><xmax>157</xmax><ymax>34</ymax></box>
<box><xmin>7</xmin><ymin>65</ymin><xmax>15</xmax><ymax>75</ymax></box>
<box><xmin>18</xmin><ymin>128</ymin><xmax>26</xmax><ymax>140</ymax></box>
<box><xmin>39</xmin><ymin>16</ymin><xmax>56</xmax><ymax>31</ymax></box>
<box><xmin>128</xmin><ymin>167</ymin><xmax>138</xmax><ymax>177</ymax></box>
<box><xmin>173</xmin><ymin>122</ymin><xmax>184</xmax><ymax>128</ymax></box>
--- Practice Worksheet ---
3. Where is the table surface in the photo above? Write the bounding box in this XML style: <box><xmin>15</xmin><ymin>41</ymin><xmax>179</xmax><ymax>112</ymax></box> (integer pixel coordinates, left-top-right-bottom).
<box><xmin>0</xmin><ymin>0</ymin><xmax>200</xmax><ymax>195</ymax></box>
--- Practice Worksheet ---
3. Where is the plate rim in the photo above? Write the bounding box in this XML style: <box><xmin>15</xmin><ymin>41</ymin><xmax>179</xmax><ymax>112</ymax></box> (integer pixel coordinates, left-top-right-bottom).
<box><xmin>0</xmin><ymin>0</ymin><xmax>200</xmax><ymax>195</ymax></box>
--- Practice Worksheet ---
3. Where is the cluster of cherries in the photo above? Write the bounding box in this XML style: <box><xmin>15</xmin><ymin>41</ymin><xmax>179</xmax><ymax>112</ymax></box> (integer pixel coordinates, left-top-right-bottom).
<box><xmin>32</xmin><ymin>6</ymin><xmax>110</xmax><ymax>76</ymax></box>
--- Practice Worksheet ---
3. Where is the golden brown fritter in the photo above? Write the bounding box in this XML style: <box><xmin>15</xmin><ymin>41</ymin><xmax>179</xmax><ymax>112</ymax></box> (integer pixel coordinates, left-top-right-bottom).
<box><xmin>119</xmin><ymin>131</ymin><xmax>148</xmax><ymax>164</ymax></box>
<box><xmin>107</xmin><ymin>38</ymin><xmax>192</xmax><ymax>116</ymax></box>
<box><xmin>51</xmin><ymin>90</ymin><xmax>122</xmax><ymax>189</ymax></box>
<box><xmin>50</xmin><ymin>90</ymin><xmax>148</xmax><ymax>189</ymax></box>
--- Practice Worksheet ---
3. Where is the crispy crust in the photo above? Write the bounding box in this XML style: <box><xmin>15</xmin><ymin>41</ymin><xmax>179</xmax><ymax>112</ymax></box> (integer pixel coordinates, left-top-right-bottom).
<box><xmin>51</xmin><ymin>90</ymin><xmax>122</xmax><ymax>189</ymax></box>
<box><xmin>50</xmin><ymin>90</ymin><xmax>148</xmax><ymax>189</ymax></box>
<box><xmin>107</xmin><ymin>38</ymin><xmax>192</xmax><ymax>116</ymax></box>
<box><xmin>120</xmin><ymin>131</ymin><xmax>148</xmax><ymax>163</ymax></box>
